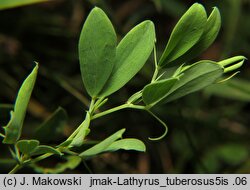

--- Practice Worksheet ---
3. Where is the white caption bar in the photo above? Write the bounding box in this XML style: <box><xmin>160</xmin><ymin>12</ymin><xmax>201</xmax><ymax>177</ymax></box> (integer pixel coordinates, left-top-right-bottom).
<box><xmin>0</xmin><ymin>174</ymin><xmax>249</xmax><ymax>190</ymax></box>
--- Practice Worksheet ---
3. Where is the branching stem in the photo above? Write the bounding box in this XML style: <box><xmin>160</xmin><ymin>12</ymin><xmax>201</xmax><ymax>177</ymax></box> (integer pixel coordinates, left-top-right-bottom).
<box><xmin>92</xmin><ymin>104</ymin><xmax>145</xmax><ymax>120</ymax></box>
<box><xmin>89</xmin><ymin>98</ymin><xmax>96</xmax><ymax>114</ymax></box>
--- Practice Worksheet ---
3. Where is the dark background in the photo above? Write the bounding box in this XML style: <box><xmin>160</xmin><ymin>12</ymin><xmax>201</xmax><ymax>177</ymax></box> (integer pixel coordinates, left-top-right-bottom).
<box><xmin>0</xmin><ymin>0</ymin><xmax>250</xmax><ymax>173</ymax></box>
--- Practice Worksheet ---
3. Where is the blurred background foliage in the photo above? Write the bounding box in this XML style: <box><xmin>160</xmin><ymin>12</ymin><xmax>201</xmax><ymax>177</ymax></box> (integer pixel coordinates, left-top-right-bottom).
<box><xmin>0</xmin><ymin>0</ymin><xmax>249</xmax><ymax>173</ymax></box>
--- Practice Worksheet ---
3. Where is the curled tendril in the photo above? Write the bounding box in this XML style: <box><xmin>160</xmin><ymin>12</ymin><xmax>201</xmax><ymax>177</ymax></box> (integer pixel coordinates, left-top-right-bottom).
<box><xmin>146</xmin><ymin>110</ymin><xmax>168</xmax><ymax>141</ymax></box>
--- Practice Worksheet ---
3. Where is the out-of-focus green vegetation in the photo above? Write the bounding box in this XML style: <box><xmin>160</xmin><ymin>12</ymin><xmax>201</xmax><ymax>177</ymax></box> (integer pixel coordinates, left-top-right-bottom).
<box><xmin>0</xmin><ymin>0</ymin><xmax>51</xmax><ymax>10</ymax></box>
<box><xmin>0</xmin><ymin>0</ymin><xmax>249</xmax><ymax>173</ymax></box>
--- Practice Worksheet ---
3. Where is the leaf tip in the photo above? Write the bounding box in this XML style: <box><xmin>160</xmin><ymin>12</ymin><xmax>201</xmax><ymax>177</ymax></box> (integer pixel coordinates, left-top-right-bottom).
<box><xmin>212</xmin><ymin>6</ymin><xmax>219</xmax><ymax>10</ymax></box>
<box><xmin>191</xmin><ymin>2</ymin><xmax>206</xmax><ymax>12</ymax></box>
<box><xmin>92</xmin><ymin>6</ymin><xmax>102</xmax><ymax>12</ymax></box>
<box><xmin>90</xmin><ymin>7</ymin><xmax>108</xmax><ymax>18</ymax></box>
<box><xmin>120</xmin><ymin>128</ymin><xmax>126</xmax><ymax>135</ymax></box>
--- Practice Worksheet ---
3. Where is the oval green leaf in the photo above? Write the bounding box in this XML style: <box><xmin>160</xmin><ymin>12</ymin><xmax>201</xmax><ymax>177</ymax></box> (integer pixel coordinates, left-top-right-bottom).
<box><xmin>104</xmin><ymin>138</ymin><xmax>146</xmax><ymax>152</ymax></box>
<box><xmin>159</xmin><ymin>3</ymin><xmax>207</xmax><ymax>67</ymax></box>
<box><xmin>30</xmin><ymin>145</ymin><xmax>62</xmax><ymax>156</ymax></box>
<box><xmin>79</xmin><ymin>7</ymin><xmax>116</xmax><ymax>97</ymax></box>
<box><xmin>99</xmin><ymin>20</ymin><xmax>155</xmax><ymax>97</ymax></box>
<box><xmin>79</xmin><ymin>128</ymin><xmax>125</xmax><ymax>158</ymax></box>
<box><xmin>142</xmin><ymin>78</ymin><xmax>178</xmax><ymax>106</ymax></box>
<box><xmin>167</xmin><ymin>7</ymin><xmax>221</xmax><ymax>67</ymax></box>
<box><xmin>17</xmin><ymin>139</ymin><xmax>40</xmax><ymax>155</ymax></box>
<box><xmin>161</xmin><ymin>61</ymin><xmax>224</xmax><ymax>104</ymax></box>
<box><xmin>32</xmin><ymin>156</ymin><xmax>81</xmax><ymax>174</ymax></box>
<box><xmin>3</xmin><ymin>64</ymin><xmax>38</xmax><ymax>144</ymax></box>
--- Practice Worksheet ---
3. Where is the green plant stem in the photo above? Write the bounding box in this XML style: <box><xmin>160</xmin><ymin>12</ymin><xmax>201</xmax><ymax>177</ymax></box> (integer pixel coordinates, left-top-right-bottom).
<box><xmin>8</xmin><ymin>103</ymin><xmax>153</xmax><ymax>174</ymax></box>
<box><xmin>89</xmin><ymin>98</ymin><xmax>96</xmax><ymax>114</ymax></box>
<box><xmin>65</xmin><ymin>122</ymin><xmax>82</xmax><ymax>142</ymax></box>
<box><xmin>14</xmin><ymin>144</ymin><xmax>21</xmax><ymax>161</ymax></box>
<box><xmin>153</xmin><ymin>44</ymin><xmax>158</xmax><ymax>69</ymax></box>
<box><xmin>8</xmin><ymin>103</ymin><xmax>161</xmax><ymax>174</ymax></box>
<box><xmin>9</xmin><ymin>152</ymin><xmax>55</xmax><ymax>174</ymax></box>
<box><xmin>0</xmin><ymin>133</ymin><xmax>5</xmax><ymax>138</ymax></box>
<box><xmin>9</xmin><ymin>164</ymin><xmax>23</xmax><ymax>174</ymax></box>
<box><xmin>151</xmin><ymin>45</ymin><xmax>159</xmax><ymax>82</ymax></box>
<box><xmin>62</xmin><ymin>149</ymin><xmax>78</xmax><ymax>155</ymax></box>
<box><xmin>32</xmin><ymin>153</ymin><xmax>53</xmax><ymax>163</ymax></box>
<box><xmin>60</xmin><ymin>98</ymin><xmax>96</xmax><ymax>147</ymax></box>
<box><xmin>65</xmin><ymin>111</ymin><xmax>90</xmax><ymax>143</ymax></box>
<box><xmin>92</xmin><ymin>104</ymin><xmax>145</xmax><ymax>120</ymax></box>
<box><xmin>151</xmin><ymin>67</ymin><xmax>159</xmax><ymax>82</ymax></box>
<box><xmin>93</xmin><ymin>97</ymin><xmax>108</xmax><ymax>113</ymax></box>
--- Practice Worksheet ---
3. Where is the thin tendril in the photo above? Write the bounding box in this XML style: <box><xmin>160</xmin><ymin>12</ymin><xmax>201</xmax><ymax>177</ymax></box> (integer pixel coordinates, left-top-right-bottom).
<box><xmin>146</xmin><ymin>110</ymin><xmax>168</xmax><ymax>141</ymax></box>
